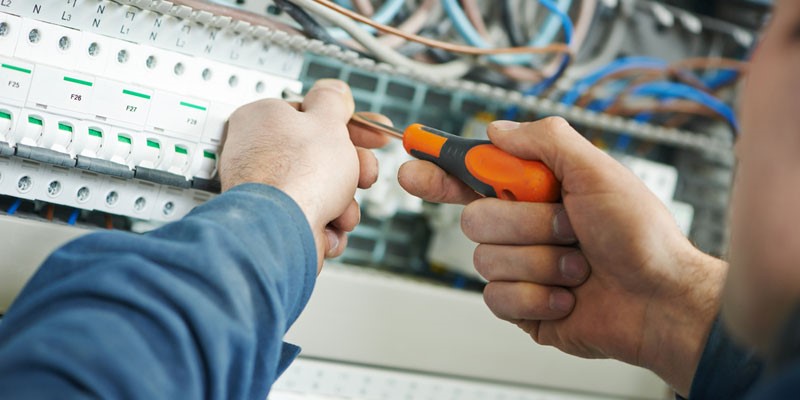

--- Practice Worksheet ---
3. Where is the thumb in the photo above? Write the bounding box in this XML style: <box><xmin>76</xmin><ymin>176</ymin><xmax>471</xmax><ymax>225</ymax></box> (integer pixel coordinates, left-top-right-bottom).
<box><xmin>302</xmin><ymin>79</ymin><xmax>355</xmax><ymax>124</ymax></box>
<box><xmin>487</xmin><ymin>117</ymin><xmax>619</xmax><ymax>185</ymax></box>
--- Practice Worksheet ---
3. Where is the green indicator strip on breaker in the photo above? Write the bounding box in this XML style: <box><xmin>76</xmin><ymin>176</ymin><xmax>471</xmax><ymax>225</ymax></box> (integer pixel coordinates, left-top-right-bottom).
<box><xmin>58</xmin><ymin>123</ymin><xmax>73</xmax><ymax>133</ymax></box>
<box><xmin>118</xmin><ymin>135</ymin><xmax>132</xmax><ymax>145</ymax></box>
<box><xmin>88</xmin><ymin>128</ymin><xmax>103</xmax><ymax>138</ymax></box>
<box><xmin>146</xmin><ymin>139</ymin><xmax>160</xmax><ymax>149</ymax></box>
<box><xmin>2</xmin><ymin>64</ymin><xmax>32</xmax><ymax>74</ymax></box>
<box><xmin>179</xmin><ymin>101</ymin><xmax>206</xmax><ymax>111</ymax></box>
<box><xmin>174</xmin><ymin>146</ymin><xmax>188</xmax><ymax>155</ymax></box>
<box><xmin>64</xmin><ymin>76</ymin><xmax>93</xmax><ymax>87</ymax></box>
<box><xmin>123</xmin><ymin>89</ymin><xmax>151</xmax><ymax>100</ymax></box>
<box><xmin>28</xmin><ymin>116</ymin><xmax>43</xmax><ymax>126</ymax></box>
<box><xmin>203</xmin><ymin>150</ymin><xmax>216</xmax><ymax>160</ymax></box>
<box><xmin>0</xmin><ymin>111</ymin><xmax>11</xmax><ymax>120</ymax></box>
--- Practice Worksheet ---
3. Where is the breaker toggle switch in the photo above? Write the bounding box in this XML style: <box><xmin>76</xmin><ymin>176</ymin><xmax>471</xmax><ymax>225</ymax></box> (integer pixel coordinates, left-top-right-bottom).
<box><xmin>166</xmin><ymin>144</ymin><xmax>191</xmax><ymax>176</ymax></box>
<box><xmin>71</xmin><ymin>126</ymin><xmax>105</xmax><ymax>158</ymax></box>
<box><xmin>133</xmin><ymin>138</ymin><xmax>163</xmax><ymax>169</ymax></box>
<box><xmin>0</xmin><ymin>110</ymin><xmax>12</xmax><ymax>138</ymax></box>
<box><xmin>108</xmin><ymin>134</ymin><xmax>133</xmax><ymax>166</ymax></box>
<box><xmin>14</xmin><ymin>115</ymin><xmax>45</xmax><ymax>146</ymax></box>
<box><xmin>39</xmin><ymin>121</ymin><xmax>74</xmax><ymax>154</ymax></box>
<box><xmin>191</xmin><ymin>149</ymin><xmax>218</xmax><ymax>180</ymax></box>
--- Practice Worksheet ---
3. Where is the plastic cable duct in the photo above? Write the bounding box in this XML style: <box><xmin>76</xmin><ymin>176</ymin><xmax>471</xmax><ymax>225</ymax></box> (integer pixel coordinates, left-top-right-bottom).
<box><xmin>127</xmin><ymin>0</ymin><xmax>734</xmax><ymax>156</ymax></box>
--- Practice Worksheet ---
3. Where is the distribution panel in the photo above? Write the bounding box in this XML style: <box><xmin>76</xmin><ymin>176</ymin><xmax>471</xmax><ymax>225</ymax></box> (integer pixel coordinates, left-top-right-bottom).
<box><xmin>0</xmin><ymin>3</ymin><xmax>303</xmax><ymax>221</ymax></box>
<box><xmin>0</xmin><ymin>0</ymin><xmax>770</xmax><ymax>398</ymax></box>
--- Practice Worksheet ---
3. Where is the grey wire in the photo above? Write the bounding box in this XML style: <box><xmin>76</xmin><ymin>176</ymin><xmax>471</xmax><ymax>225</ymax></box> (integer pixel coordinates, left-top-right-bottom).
<box><xmin>291</xmin><ymin>0</ymin><xmax>474</xmax><ymax>80</ymax></box>
<box><xmin>560</xmin><ymin>9</ymin><xmax>628</xmax><ymax>86</ymax></box>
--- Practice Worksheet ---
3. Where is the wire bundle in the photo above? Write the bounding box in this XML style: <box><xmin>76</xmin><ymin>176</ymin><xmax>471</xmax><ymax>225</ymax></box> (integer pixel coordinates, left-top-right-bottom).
<box><xmin>221</xmin><ymin>0</ymin><xmax>751</xmax><ymax>134</ymax></box>
<box><xmin>560</xmin><ymin>56</ymin><xmax>746</xmax><ymax>139</ymax></box>
<box><xmin>279</xmin><ymin>0</ymin><xmax>573</xmax><ymax>81</ymax></box>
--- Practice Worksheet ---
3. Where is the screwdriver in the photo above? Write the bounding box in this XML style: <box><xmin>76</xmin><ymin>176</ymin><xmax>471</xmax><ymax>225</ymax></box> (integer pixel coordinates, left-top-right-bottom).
<box><xmin>350</xmin><ymin>114</ymin><xmax>561</xmax><ymax>203</ymax></box>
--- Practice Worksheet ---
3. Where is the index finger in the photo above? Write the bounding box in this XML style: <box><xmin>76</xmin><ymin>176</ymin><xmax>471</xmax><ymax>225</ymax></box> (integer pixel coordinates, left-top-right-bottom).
<box><xmin>348</xmin><ymin>112</ymin><xmax>393</xmax><ymax>149</ymax></box>
<box><xmin>487</xmin><ymin>118</ymin><xmax>623</xmax><ymax>191</ymax></box>
<box><xmin>398</xmin><ymin>160</ymin><xmax>481</xmax><ymax>205</ymax></box>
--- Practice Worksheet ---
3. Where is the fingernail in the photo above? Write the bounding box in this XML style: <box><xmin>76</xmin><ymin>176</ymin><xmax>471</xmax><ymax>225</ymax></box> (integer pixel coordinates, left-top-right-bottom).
<box><xmin>325</xmin><ymin>228</ymin><xmax>340</xmax><ymax>257</ymax></box>
<box><xmin>549</xmin><ymin>290</ymin><xmax>574</xmax><ymax>313</ymax></box>
<box><xmin>553</xmin><ymin>209</ymin><xmax>576</xmax><ymax>241</ymax></box>
<box><xmin>314</xmin><ymin>79</ymin><xmax>348</xmax><ymax>94</ymax></box>
<box><xmin>559</xmin><ymin>252</ymin><xmax>588</xmax><ymax>282</ymax></box>
<box><xmin>492</xmin><ymin>120</ymin><xmax>520</xmax><ymax>131</ymax></box>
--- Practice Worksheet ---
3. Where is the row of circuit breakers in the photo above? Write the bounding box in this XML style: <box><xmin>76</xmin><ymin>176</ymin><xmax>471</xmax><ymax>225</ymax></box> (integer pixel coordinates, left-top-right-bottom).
<box><xmin>0</xmin><ymin>1</ymin><xmax>305</xmax><ymax>222</ymax></box>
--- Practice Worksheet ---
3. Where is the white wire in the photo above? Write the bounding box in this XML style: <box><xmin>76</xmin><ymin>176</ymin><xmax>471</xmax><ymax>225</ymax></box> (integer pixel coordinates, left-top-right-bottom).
<box><xmin>521</xmin><ymin>0</ymin><xmax>541</xmax><ymax>40</ymax></box>
<box><xmin>292</xmin><ymin>0</ymin><xmax>473</xmax><ymax>80</ymax></box>
<box><xmin>543</xmin><ymin>0</ymin><xmax>598</xmax><ymax>76</ymax></box>
<box><xmin>560</xmin><ymin>10</ymin><xmax>627</xmax><ymax>86</ymax></box>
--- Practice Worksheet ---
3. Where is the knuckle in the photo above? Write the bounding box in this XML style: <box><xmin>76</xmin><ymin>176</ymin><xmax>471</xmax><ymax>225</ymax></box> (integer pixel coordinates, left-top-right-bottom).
<box><xmin>461</xmin><ymin>203</ymin><xmax>488</xmax><ymax>240</ymax></box>
<box><xmin>232</xmin><ymin>99</ymin><xmax>291</xmax><ymax>121</ymax></box>
<box><xmin>541</xmin><ymin>116</ymin><xmax>571</xmax><ymax>132</ymax></box>
<box><xmin>482</xmin><ymin>283</ymin><xmax>501</xmax><ymax>309</ymax></box>
<box><xmin>460</xmin><ymin>207</ymin><xmax>475</xmax><ymax>237</ymax></box>
<box><xmin>473</xmin><ymin>245</ymin><xmax>489</xmax><ymax>277</ymax></box>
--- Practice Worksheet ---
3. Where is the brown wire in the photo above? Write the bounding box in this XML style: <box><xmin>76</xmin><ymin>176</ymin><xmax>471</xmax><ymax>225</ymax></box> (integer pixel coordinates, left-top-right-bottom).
<box><xmin>46</xmin><ymin>205</ymin><xmax>54</xmax><ymax>222</ymax></box>
<box><xmin>105</xmin><ymin>214</ymin><xmax>114</xmax><ymax>230</ymax></box>
<box><xmin>602</xmin><ymin>71</ymin><xmax>672</xmax><ymax>114</ymax></box>
<box><xmin>612</xmin><ymin>101</ymin><xmax>721</xmax><ymax>119</ymax></box>
<box><xmin>311</xmin><ymin>0</ymin><xmax>571</xmax><ymax>56</ymax></box>
<box><xmin>575</xmin><ymin>68</ymin><xmax>665</xmax><ymax>108</ymax></box>
<box><xmin>576</xmin><ymin>57</ymin><xmax>749</xmax><ymax>109</ymax></box>
<box><xmin>671</xmin><ymin>57</ymin><xmax>749</xmax><ymax>72</ymax></box>
<box><xmin>492</xmin><ymin>65</ymin><xmax>545</xmax><ymax>83</ymax></box>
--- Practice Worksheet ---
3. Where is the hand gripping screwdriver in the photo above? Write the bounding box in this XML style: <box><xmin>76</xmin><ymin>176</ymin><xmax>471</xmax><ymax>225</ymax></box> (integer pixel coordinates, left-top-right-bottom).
<box><xmin>350</xmin><ymin>114</ymin><xmax>561</xmax><ymax>203</ymax></box>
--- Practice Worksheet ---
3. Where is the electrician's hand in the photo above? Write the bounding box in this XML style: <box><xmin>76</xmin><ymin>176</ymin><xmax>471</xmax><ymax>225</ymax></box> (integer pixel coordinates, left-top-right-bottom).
<box><xmin>221</xmin><ymin>79</ymin><xmax>390</xmax><ymax>270</ymax></box>
<box><xmin>397</xmin><ymin>117</ymin><xmax>725</xmax><ymax>396</ymax></box>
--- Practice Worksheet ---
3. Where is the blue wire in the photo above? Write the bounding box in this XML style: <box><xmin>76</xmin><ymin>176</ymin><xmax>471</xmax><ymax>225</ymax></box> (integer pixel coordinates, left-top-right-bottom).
<box><xmin>701</xmin><ymin>69</ymin><xmax>739</xmax><ymax>91</ymax></box>
<box><xmin>6</xmin><ymin>199</ymin><xmax>22</xmax><ymax>216</ymax></box>
<box><xmin>562</xmin><ymin>57</ymin><xmax>743</xmax><ymax>105</ymax></box>
<box><xmin>502</xmin><ymin>51</ymin><xmax>573</xmax><ymax>119</ymax></box>
<box><xmin>628</xmin><ymin>82</ymin><xmax>739</xmax><ymax>133</ymax></box>
<box><xmin>329</xmin><ymin>0</ymin><xmax>406</xmax><ymax>40</ymax></box>
<box><xmin>498</xmin><ymin>0</ymin><xmax>575</xmax><ymax>118</ymax></box>
<box><xmin>613</xmin><ymin>112</ymin><xmax>652</xmax><ymax>151</ymax></box>
<box><xmin>586</xmin><ymin>80</ymin><xmax>737</xmax><ymax>150</ymax></box>
<box><xmin>68</xmin><ymin>209</ymin><xmax>80</xmax><ymax>225</ymax></box>
<box><xmin>443</xmin><ymin>0</ymin><xmax>574</xmax><ymax>65</ymax></box>
<box><xmin>524</xmin><ymin>53</ymin><xmax>571</xmax><ymax>96</ymax></box>
<box><xmin>560</xmin><ymin>57</ymin><xmax>669</xmax><ymax>105</ymax></box>
<box><xmin>533</xmin><ymin>0</ymin><xmax>573</xmax><ymax>47</ymax></box>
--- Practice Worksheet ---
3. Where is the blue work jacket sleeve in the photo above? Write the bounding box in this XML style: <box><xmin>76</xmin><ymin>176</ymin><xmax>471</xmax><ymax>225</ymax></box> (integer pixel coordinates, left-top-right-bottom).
<box><xmin>0</xmin><ymin>183</ymin><xmax>317</xmax><ymax>400</ymax></box>
<box><xmin>687</xmin><ymin>317</ymin><xmax>764</xmax><ymax>399</ymax></box>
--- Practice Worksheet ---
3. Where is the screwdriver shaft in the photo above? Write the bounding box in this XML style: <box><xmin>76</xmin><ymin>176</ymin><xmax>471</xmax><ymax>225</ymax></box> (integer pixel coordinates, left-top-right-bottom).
<box><xmin>349</xmin><ymin>113</ymin><xmax>405</xmax><ymax>140</ymax></box>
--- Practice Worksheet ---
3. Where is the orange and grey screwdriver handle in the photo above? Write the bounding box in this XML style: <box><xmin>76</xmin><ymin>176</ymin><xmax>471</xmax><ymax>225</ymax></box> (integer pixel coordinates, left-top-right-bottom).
<box><xmin>403</xmin><ymin>124</ymin><xmax>561</xmax><ymax>203</ymax></box>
